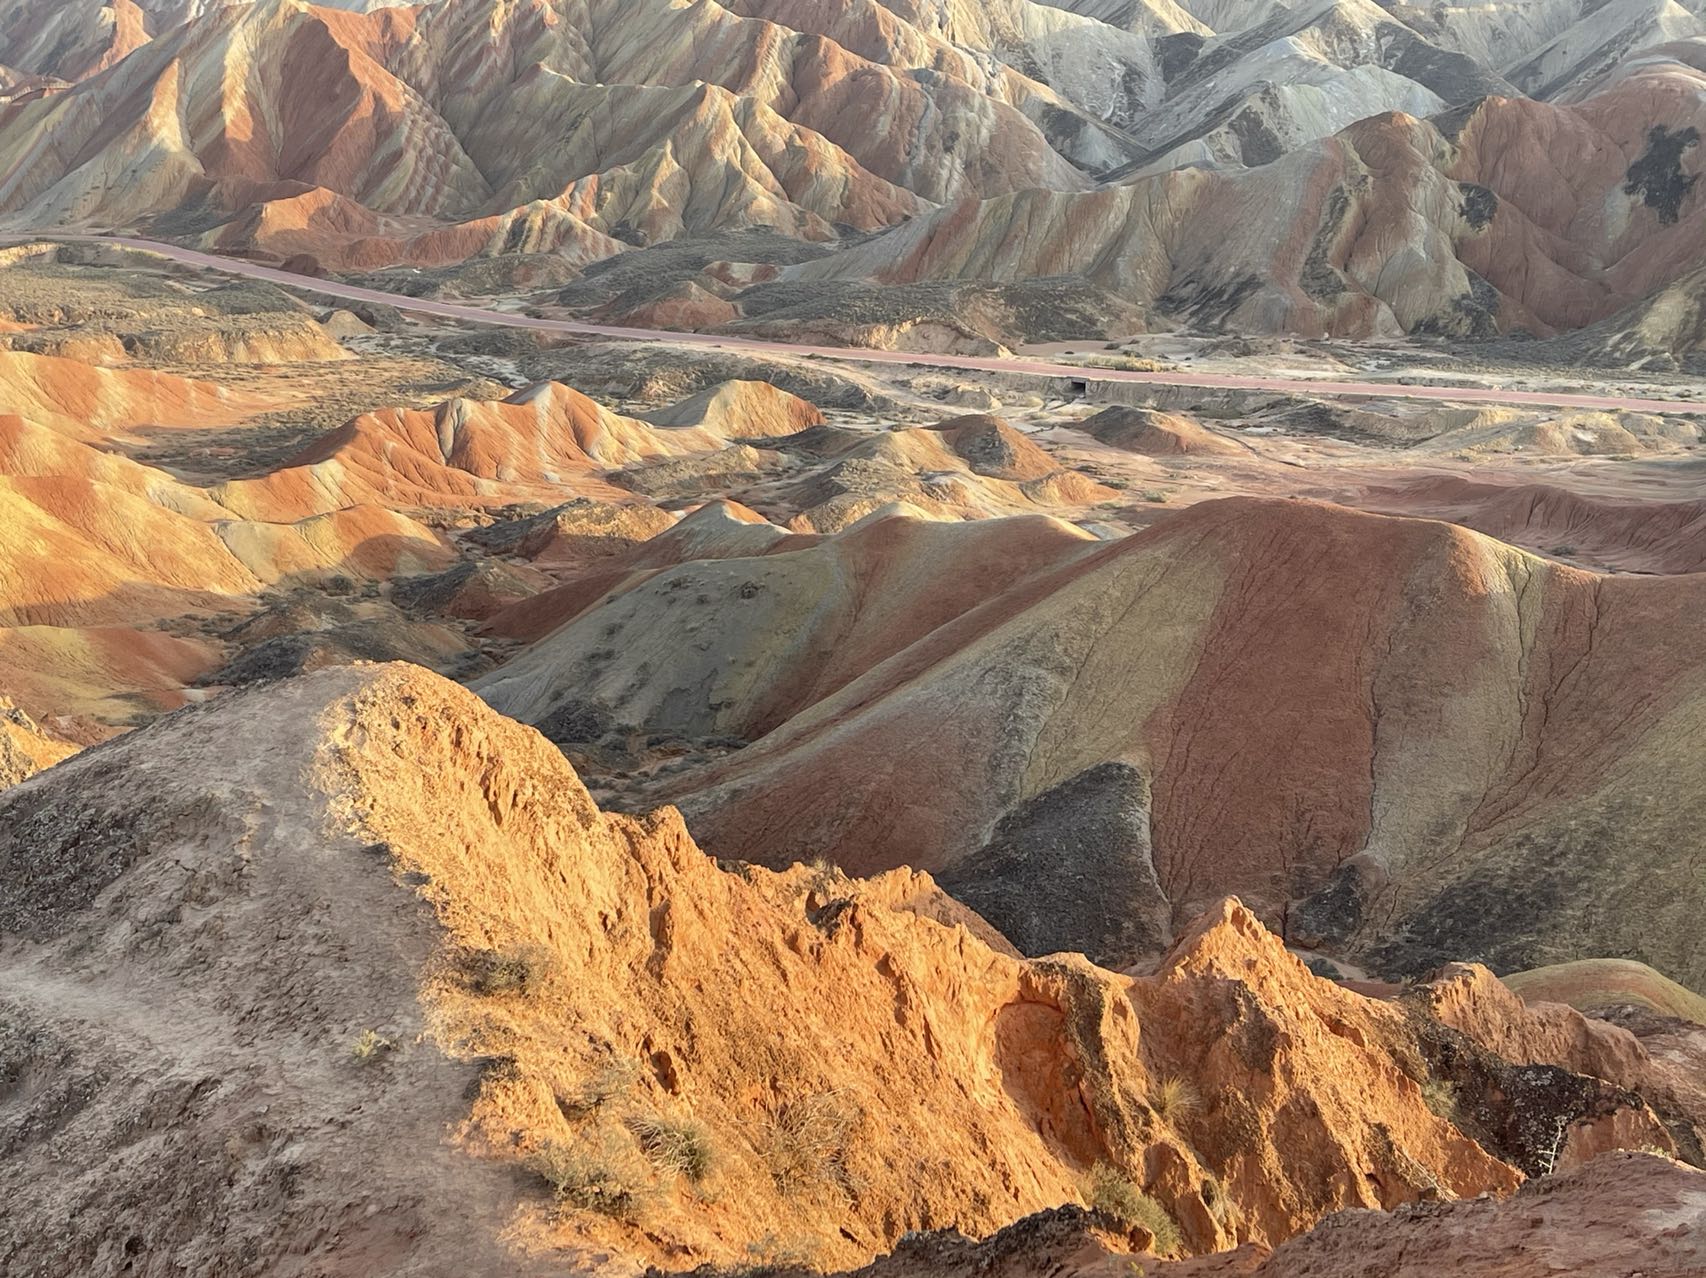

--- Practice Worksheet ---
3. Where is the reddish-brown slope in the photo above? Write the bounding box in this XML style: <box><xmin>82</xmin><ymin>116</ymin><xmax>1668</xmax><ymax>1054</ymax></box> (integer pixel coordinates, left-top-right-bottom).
<box><xmin>1366</xmin><ymin>474</ymin><xmax>1706</xmax><ymax>573</ymax></box>
<box><xmin>476</xmin><ymin>511</ymin><xmax>1102</xmax><ymax>742</ymax></box>
<box><xmin>486</xmin><ymin>497</ymin><xmax>1706</xmax><ymax>985</ymax></box>
<box><xmin>211</xmin><ymin>381</ymin><xmax>757</xmax><ymax>521</ymax></box>
<box><xmin>479</xmin><ymin>499</ymin><xmax>793</xmax><ymax>642</ymax></box>
<box><xmin>1075</xmin><ymin>406</ymin><xmax>1246</xmax><ymax>457</ymax></box>
<box><xmin>0</xmin><ymin>349</ymin><xmax>260</xmax><ymax>442</ymax></box>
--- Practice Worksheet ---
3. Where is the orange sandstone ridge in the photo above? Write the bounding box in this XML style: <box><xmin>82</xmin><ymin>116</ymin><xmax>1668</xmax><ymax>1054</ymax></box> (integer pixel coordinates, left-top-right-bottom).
<box><xmin>0</xmin><ymin>664</ymin><xmax>1699</xmax><ymax>1275</ymax></box>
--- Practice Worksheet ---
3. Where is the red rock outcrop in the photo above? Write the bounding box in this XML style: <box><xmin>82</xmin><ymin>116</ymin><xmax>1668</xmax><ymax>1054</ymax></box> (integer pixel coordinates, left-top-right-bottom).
<box><xmin>0</xmin><ymin>695</ymin><xmax>75</xmax><ymax>788</ymax></box>
<box><xmin>2</xmin><ymin>0</ymin><xmax>1702</xmax><ymax>347</ymax></box>
<box><xmin>0</xmin><ymin>0</ymin><xmax>1132</xmax><ymax>269</ymax></box>
<box><xmin>212</xmin><ymin>380</ymin><xmax>820</xmax><ymax>522</ymax></box>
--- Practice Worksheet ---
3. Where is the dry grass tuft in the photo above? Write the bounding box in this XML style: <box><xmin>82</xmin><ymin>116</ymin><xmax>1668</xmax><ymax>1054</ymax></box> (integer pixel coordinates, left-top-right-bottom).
<box><xmin>1199</xmin><ymin>1171</ymin><xmax>1232</xmax><ymax>1227</ymax></box>
<box><xmin>1420</xmin><ymin>1078</ymin><xmax>1460</xmax><ymax>1121</ymax></box>
<box><xmin>805</xmin><ymin>855</ymin><xmax>845</xmax><ymax>897</ymax></box>
<box><xmin>760</xmin><ymin>1090</ymin><xmax>858</xmax><ymax>1196</ymax></box>
<box><xmin>528</xmin><ymin>1130</ymin><xmax>653</xmax><ymax>1220</ymax></box>
<box><xmin>628</xmin><ymin>1113</ymin><xmax>717</xmax><ymax>1183</ymax></box>
<box><xmin>460</xmin><ymin>943</ymin><xmax>554</xmax><ymax>996</ymax></box>
<box><xmin>556</xmin><ymin>1058</ymin><xmax>642</xmax><ymax>1119</ymax></box>
<box><xmin>1149</xmin><ymin>1075</ymin><xmax>1199</xmax><ymax>1122</ymax></box>
<box><xmin>737</xmin><ymin>1231</ymin><xmax>822</xmax><ymax>1274</ymax></box>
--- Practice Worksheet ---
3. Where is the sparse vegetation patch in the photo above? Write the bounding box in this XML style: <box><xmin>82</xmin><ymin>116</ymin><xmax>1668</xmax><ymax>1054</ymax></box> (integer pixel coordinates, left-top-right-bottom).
<box><xmin>556</xmin><ymin>1058</ymin><xmax>642</xmax><ymax>1119</ymax></box>
<box><xmin>351</xmin><ymin>1028</ymin><xmax>394</xmax><ymax>1062</ymax></box>
<box><xmin>1085</xmin><ymin>1164</ymin><xmax>1182</xmax><ymax>1256</ymax></box>
<box><xmin>459</xmin><ymin>943</ymin><xmax>553</xmax><ymax>996</ymax></box>
<box><xmin>528</xmin><ymin>1131</ymin><xmax>653</xmax><ymax>1220</ymax></box>
<box><xmin>1421</xmin><ymin>1078</ymin><xmax>1460</xmax><ymax>1121</ymax></box>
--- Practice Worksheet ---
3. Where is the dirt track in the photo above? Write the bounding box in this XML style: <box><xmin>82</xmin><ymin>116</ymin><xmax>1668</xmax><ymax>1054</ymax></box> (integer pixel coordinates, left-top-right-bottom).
<box><xmin>25</xmin><ymin>233</ymin><xmax>1706</xmax><ymax>417</ymax></box>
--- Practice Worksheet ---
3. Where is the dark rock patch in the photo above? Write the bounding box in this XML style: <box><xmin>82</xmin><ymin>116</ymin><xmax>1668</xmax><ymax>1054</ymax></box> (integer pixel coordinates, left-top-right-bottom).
<box><xmin>1458</xmin><ymin>182</ymin><xmax>1498</xmax><ymax>232</ymax></box>
<box><xmin>1229</xmin><ymin>103</ymin><xmax>1286</xmax><ymax>167</ymax></box>
<box><xmin>1412</xmin><ymin>271</ymin><xmax>1502</xmax><ymax>340</ymax></box>
<box><xmin>938</xmin><ymin>763</ymin><xmax>1171</xmax><ymax>968</ymax></box>
<box><xmin>1301</xmin><ymin>186</ymin><xmax>1354</xmax><ymax>302</ymax></box>
<box><xmin>536</xmin><ymin>698</ymin><xmax>620</xmax><ymax>746</ymax></box>
<box><xmin>1156</xmin><ymin>32</ymin><xmax>1206</xmax><ymax>83</ymax></box>
<box><xmin>1625</xmin><ymin>125</ymin><xmax>1701</xmax><ymax>225</ymax></box>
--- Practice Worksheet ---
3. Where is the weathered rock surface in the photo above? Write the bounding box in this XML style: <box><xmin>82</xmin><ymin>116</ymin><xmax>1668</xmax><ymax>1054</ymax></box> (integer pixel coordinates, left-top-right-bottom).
<box><xmin>803</xmin><ymin>1153</ymin><xmax>1706</xmax><ymax>1278</ymax></box>
<box><xmin>0</xmin><ymin>0</ymin><xmax>1145</xmax><ymax>267</ymax></box>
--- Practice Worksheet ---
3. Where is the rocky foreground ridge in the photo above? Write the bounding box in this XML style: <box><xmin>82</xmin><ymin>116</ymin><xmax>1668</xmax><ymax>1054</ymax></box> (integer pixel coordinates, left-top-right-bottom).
<box><xmin>1</xmin><ymin>663</ymin><xmax>1701</xmax><ymax>1275</ymax></box>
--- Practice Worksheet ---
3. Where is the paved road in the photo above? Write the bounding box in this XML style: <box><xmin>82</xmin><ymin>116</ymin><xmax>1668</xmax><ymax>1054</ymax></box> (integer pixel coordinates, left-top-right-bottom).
<box><xmin>45</xmin><ymin>233</ymin><xmax>1706</xmax><ymax>416</ymax></box>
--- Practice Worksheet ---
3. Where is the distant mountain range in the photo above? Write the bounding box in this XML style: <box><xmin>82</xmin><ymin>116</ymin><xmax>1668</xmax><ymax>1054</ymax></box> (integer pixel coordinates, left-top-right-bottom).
<box><xmin>1</xmin><ymin>0</ymin><xmax>1702</xmax><ymax>352</ymax></box>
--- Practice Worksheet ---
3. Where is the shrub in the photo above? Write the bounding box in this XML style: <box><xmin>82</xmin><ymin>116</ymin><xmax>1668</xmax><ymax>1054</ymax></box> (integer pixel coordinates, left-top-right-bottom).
<box><xmin>528</xmin><ymin>1132</ymin><xmax>652</xmax><ymax>1220</ymax></box>
<box><xmin>460</xmin><ymin>943</ymin><xmax>552</xmax><ymax>996</ymax></box>
<box><xmin>1149</xmin><ymin>1075</ymin><xmax>1198</xmax><ymax>1122</ymax></box>
<box><xmin>1086</xmin><ymin>1165</ymin><xmax>1182</xmax><ymax>1256</ymax></box>
<box><xmin>1141</xmin><ymin>489</ymin><xmax>1170</xmax><ymax>504</ymax></box>
<box><xmin>628</xmin><ymin>1113</ymin><xmax>717</xmax><ymax>1183</ymax></box>
<box><xmin>761</xmin><ymin>1090</ymin><xmax>857</xmax><ymax>1196</ymax></box>
<box><xmin>1420</xmin><ymin>1078</ymin><xmax>1460</xmax><ymax>1121</ymax></box>
<box><xmin>351</xmin><ymin>1029</ymin><xmax>393</xmax><ymax>1062</ymax></box>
